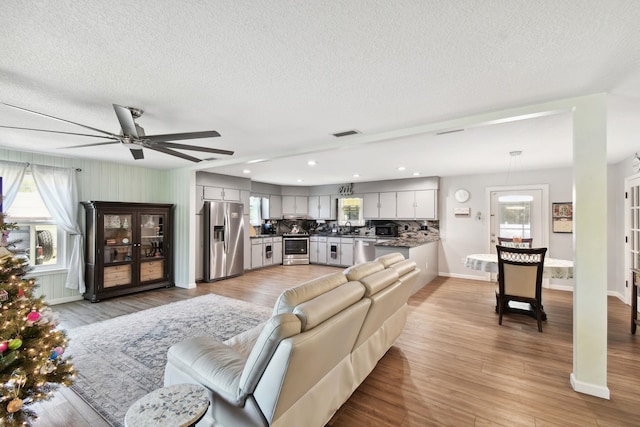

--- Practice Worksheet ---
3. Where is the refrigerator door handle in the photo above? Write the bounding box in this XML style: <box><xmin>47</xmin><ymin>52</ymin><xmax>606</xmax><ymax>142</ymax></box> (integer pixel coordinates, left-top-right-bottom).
<box><xmin>224</xmin><ymin>210</ymin><xmax>229</xmax><ymax>253</ymax></box>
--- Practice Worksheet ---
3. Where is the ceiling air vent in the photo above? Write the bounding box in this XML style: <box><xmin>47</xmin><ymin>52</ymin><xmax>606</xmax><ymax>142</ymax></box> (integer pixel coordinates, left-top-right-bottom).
<box><xmin>332</xmin><ymin>129</ymin><xmax>360</xmax><ymax>138</ymax></box>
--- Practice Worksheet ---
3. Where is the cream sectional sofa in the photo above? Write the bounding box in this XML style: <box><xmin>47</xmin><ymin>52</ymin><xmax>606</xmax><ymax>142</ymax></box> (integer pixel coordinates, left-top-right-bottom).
<box><xmin>163</xmin><ymin>252</ymin><xmax>420</xmax><ymax>427</ymax></box>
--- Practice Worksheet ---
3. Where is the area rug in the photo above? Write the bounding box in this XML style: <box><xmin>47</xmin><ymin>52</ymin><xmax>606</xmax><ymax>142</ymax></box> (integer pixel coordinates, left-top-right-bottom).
<box><xmin>65</xmin><ymin>294</ymin><xmax>272</xmax><ymax>427</ymax></box>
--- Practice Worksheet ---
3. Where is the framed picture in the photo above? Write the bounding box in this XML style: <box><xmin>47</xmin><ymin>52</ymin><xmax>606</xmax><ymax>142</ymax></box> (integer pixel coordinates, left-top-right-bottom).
<box><xmin>552</xmin><ymin>202</ymin><xmax>573</xmax><ymax>233</ymax></box>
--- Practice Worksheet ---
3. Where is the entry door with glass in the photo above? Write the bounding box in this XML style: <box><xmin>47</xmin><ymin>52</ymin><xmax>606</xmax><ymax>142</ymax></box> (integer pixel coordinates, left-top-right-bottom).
<box><xmin>489</xmin><ymin>186</ymin><xmax>548</xmax><ymax>277</ymax></box>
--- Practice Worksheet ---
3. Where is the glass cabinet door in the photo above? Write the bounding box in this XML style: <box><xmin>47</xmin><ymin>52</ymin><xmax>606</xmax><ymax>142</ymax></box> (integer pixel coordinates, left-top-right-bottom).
<box><xmin>140</xmin><ymin>214</ymin><xmax>165</xmax><ymax>260</ymax></box>
<box><xmin>139</xmin><ymin>214</ymin><xmax>165</xmax><ymax>283</ymax></box>
<box><xmin>103</xmin><ymin>214</ymin><xmax>133</xmax><ymax>287</ymax></box>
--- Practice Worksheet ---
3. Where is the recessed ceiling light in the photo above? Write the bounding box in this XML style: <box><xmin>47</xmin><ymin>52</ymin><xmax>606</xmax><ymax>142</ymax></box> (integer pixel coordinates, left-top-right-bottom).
<box><xmin>397</xmin><ymin>166</ymin><xmax>406</xmax><ymax>171</ymax></box>
<box><xmin>412</xmin><ymin>172</ymin><xmax>421</xmax><ymax>176</ymax></box>
<box><xmin>247</xmin><ymin>158</ymin><xmax>268</xmax><ymax>164</ymax></box>
<box><xmin>353</xmin><ymin>173</ymin><xmax>360</xmax><ymax>178</ymax></box>
<box><xmin>297</xmin><ymin>179</ymin><xmax>303</xmax><ymax>183</ymax></box>
<box><xmin>242</xmin><ymin>169</ymin><xmax>251</xmax><ymax>174</ymax></box>
<box><xmin>307</xmin><ymin>160</ymin><xmax>317</xmax><ymax>166</ymax></box>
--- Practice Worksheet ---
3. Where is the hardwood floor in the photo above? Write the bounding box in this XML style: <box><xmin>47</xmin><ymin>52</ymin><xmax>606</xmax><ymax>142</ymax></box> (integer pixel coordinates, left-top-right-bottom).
<box><xmin>34</xmin><ymin>266</ymin><xmax>640</xmax><ymax>426</ymax></box>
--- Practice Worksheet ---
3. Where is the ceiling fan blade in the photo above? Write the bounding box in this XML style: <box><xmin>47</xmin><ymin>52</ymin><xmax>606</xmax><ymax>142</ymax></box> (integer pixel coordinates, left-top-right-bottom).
<box><xmin>144</xmin><ymin>144</ymin><xmax>202</xmax><ymax>162</ymax></box>
<box><xmin>152</xmin><ymin>142</ymin><xmax>234</xmax><ymax>155</ymax></box>
<box><xmin>145</xmin><ymin>130</ymin><xmax>221</xmax><ymax>143</ymax></box>
<box><xmin>130</xmin><ymin>148</ymin><xmax>144</xmax><ymax>160</ymax></box>
<box><xmin>113</xmin><ymin>104</ymin><xmax>139</xmax><ymax>137</ymax></box>
<box><xmin>58</xmin><ymin>141</ymin><xmax>121</xmax><ymax>149</ymax></box>
<box><xmin>0</xmin><ymin>101</ymin><xmax>119</xmax><ymax>138</ymax></box>
<box><xmin>0</xmin><ymin>125</ymin><xmax>121</xmax><ymax>140</ymax></box>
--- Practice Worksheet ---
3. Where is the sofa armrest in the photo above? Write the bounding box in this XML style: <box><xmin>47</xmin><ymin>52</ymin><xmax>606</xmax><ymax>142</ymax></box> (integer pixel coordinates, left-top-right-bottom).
<box><xmin>166</xmin><ymin>336</ymin><xmax>247</xmax><ymax>405</ymax></box>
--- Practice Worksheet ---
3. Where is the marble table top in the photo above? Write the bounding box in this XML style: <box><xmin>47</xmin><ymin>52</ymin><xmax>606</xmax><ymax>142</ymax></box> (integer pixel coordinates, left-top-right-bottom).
<box><xmin>124</xmin><ymin>383</ymin><xmax>209</xmax><ymax>427</ymax></box>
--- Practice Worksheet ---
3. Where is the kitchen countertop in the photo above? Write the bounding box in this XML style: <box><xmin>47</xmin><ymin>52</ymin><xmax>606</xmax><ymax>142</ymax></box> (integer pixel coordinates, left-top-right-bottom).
<box><xmin>374</xmin><ymin>235</ymin><xmax>440</xmax><ymax>248</ymax></box>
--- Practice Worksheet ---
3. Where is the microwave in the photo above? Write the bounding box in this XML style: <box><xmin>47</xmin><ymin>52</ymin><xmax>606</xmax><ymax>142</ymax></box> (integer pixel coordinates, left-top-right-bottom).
<box><xmin>375</xmin><ymin>224</ymin><xmax>398</xmax><ymax>237</ymax></box>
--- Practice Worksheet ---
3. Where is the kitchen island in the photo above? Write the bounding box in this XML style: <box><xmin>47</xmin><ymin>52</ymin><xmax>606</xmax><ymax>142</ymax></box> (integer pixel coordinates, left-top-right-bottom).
<box><xmin>375</xmin><ymin>236</ymin><xmax>439</xmax><ymax>294</ymax></box>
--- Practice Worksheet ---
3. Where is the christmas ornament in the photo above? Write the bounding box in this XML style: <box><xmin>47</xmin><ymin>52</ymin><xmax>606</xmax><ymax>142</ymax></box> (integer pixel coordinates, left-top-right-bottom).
<box><xmin>55</xmin><ymin>346</ymin><xmax>64</xmax><ymax>355</ymax></box>
<box><xmin>8</xmin><ymin>338</ymin><xmax>23</xmax><ymax>350</ymax></box>
<box><xmin>6</xmin><ymin>398</ymin><xmax>23</xmax><ymax>413</ymax></box>
<box><xmin>0</xmin><ymin>340</ymin><xmax>8</xmax><ymax>352</ymax></box>
<box><xmin>0</xmin><ymin>288</ymin><xmax>8</xmax><ymax>301</ymax></box>
<box><xmin>39</xmin><ymin>359</ymin><xmax>56</xmax><ymax>374</ymax></box>
<box><xmin>27</xmin><ymin>311</ymin><xmax>41</xmax><ymax>322</ymax></box>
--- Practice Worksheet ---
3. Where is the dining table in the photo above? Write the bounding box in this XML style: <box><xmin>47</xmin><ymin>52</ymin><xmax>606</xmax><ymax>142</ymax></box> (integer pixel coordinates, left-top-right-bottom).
<box><xmin>465</xmin><ymin>253</ymin><xmax>574</xmax><ymax>279</ymax></box>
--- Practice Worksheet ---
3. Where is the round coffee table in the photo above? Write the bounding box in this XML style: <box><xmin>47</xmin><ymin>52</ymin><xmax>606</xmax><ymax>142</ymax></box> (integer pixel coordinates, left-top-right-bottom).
<box><xmin>124</xmin><ymin>383</ymin><xmax>210</xmax><ymax>427</ymax></box>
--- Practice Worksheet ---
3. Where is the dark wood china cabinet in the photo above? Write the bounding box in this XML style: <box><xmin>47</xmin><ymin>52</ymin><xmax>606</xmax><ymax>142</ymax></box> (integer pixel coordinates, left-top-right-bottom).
<box><xmin>81</xmin><ymin>201</ymin><xmax>174</xmax><ymax>302</ymax></box>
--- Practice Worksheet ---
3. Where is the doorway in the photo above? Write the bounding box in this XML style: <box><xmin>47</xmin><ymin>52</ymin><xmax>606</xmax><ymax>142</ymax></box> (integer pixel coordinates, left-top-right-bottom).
<box><xmin>487</xmin><ymin>185</ymin><xmax>550</xmax><ymax>280</ymax></box>
<box><xmin>625</xmin><ymin>174</ymin><xmax>640</xmax><ymax>305</ymax></box>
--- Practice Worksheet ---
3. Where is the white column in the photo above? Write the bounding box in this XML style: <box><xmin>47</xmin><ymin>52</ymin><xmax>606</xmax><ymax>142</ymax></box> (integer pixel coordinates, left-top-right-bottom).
<box><xmin>570</xmin><ymin>94</ymin><xmax>609</xmax><ymax>399</ymax></box>
<box><xmin>167</xmin><ymin>167</ymin><xmax>197</xmax><ymax>289</ymax></box>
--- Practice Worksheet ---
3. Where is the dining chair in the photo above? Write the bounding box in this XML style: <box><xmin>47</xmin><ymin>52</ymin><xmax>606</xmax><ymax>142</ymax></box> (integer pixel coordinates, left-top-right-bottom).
<box><xmin>497</xmin><ymin>237</ymin><xmax>533</xmax><ymax>248</ymax></box>
<box><xmin>496</xmin><ymin>245</ymin><xmax>547</xmax><ymax>332</ymax></box>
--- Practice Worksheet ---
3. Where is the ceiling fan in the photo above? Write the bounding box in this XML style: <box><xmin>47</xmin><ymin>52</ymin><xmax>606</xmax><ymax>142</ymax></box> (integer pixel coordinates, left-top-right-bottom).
<box><xmin>0</xmin><ymin>102</ymin><xmax>233</xmax><ymax>162</ymax></box>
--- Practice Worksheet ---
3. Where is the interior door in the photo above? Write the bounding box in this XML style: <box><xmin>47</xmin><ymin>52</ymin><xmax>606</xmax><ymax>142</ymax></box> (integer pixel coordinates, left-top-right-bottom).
<box><xmin>625</xmin><ymin>174</ymin><xmax>640</xmax><ymax>305</ymax></box>
<box><xmin>489</xmin><ymin>186</ymin><xmax>548</xmax><ymax>280</ymax></box>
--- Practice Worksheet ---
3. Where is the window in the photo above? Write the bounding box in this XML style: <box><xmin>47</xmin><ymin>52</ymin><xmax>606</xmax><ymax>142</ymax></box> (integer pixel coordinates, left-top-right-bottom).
<box><xmin>5</xmin><ymin>172</ymin><xmax>64</xmax><ymax>269</ymax></box>
<box><xmin>249</xmin><ymin>196</ymin><xmax>263</xmax><ymax>226</ymax></box>
<box><xmin>338</xmin><ymin>197</ymin><xmax>364</xmax><ymax>226</ymax></box>
<box><xmin>498</xmin><ymin>195</ymin><xmax>533</xmax><ymax>239</ymax></box>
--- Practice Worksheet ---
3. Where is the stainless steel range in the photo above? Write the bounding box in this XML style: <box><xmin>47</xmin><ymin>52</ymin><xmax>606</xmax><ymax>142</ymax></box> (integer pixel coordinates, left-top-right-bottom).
<box><xmin>282</xmin><ymin>233</ymin><xmax>310</xmax><ymax>265</ymax></box>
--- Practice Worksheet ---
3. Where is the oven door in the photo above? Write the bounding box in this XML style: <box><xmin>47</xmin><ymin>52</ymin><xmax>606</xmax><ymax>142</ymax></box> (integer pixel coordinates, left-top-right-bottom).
<box><xmin>283</xmin><ymin>237</ymin><xmax>310</xmax><ymax>265</ymax></box>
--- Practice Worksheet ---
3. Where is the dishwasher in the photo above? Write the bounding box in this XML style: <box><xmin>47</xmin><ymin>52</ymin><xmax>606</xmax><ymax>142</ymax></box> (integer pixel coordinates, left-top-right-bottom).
<box><xmin>354</xmin><ymin>238</ymin><xmax>377</xmax><ymax>264</ymax></box>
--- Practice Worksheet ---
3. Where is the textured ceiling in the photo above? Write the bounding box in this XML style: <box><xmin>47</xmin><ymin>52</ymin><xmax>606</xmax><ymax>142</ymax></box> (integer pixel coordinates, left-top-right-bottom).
<box><xmin>1</xmin><ymin>1</ymin><xmax>640</xmax><ymax>185</ymax></box>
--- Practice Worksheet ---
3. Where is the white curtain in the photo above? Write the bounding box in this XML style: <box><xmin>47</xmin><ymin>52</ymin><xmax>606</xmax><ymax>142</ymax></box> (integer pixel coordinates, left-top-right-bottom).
<box><xmin>0</xmin><ymin>161</ymin><xmax>27</xmax><ymax>210</ymax></box>
<box><xmin>31</xmin><ymin>165</ymin><xmax>85</xmax><ymax>293</ymax></box>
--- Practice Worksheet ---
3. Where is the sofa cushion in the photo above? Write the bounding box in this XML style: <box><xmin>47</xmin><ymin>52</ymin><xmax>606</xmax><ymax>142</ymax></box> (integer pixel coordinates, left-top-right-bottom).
<box><xmin>389</xmin><ymin>259</ymin><xmax>418</xmax><ymax>277</ymax></box>
<box><xmin>239</xmin><ymin>313</ymin><xmax>301</xmax><ymax>397</ymax></box>
<box><xmin>293</xmin><ymin>281</ymin><xmax>365</xmax><ymax>331</ymax></box>
<box><xmin>166</xmin><ymin>336</ymin><xmax>247</xmax><ymax>404</ymax></box>
<box><xmin>343</xmin><ymin>261</ymin><xmax>384</xmax><ymax>281</ymax></box>
<box><xmin>359</xmin><ymin>268</ymin><xmax>400</xmax><ymax>297</ymax></box>
<box><xmin>375</xmin><ymin>252</ymin><xmax>405</xmax><ymax>267</ymax></box>
<box><xmin>273</xmin><ymin>272</ymin><xmax>348</xmax><ymax>315</ymax></box>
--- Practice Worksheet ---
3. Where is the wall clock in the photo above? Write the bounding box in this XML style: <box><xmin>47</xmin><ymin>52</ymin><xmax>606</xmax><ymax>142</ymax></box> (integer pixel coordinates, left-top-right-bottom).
<box><xmin>454</xmin><ymin>188</ymin><xmax>470</xmax><ymax>203</ymax></box>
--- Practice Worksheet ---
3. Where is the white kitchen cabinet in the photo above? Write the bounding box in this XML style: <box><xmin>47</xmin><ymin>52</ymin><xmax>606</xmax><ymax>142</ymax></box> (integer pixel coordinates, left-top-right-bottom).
<box><xmin>268</xmin><ymin>195</ymin><xmax>283</xmax><ymax>219</ymax></box>
<box><xmin>203</xmin><ymin>186</ymin><xmax>240</xmax><ymax>201</ymax></box>
<box><xmin>310</xmin><ymin>236</ymin><xmax>327</xmax><ymax>264</ymax></box>
<box><xmin>263</xmin><ymin>237</ymin><xmax>274</xmax><ymax>266</ymax></box>
<box><xmin>363</xmin><ymin>192</ymin><xmax>396</xmax><ymax>219</ymax></box>
<box><xmin>340</xmin><ymin>238</ymin><xmax>354</xmax><ymax>266</ymax></box>
<box><xmin>308</xmin><ymin>195</ymin><xmax>336</xmax><ymax>220</ymax></box>
<box><xmin>282</xmin><ymin>195</ymin><xmax>308</xmax><ymax>216</ymax></box>
<box><xmin>272</xmin><ymin>237</ymin><xmax>283</xmax><ymax>265</ymax></box>
<box><xmin>326</xmin><ymin>237</ymin><xmax>353</xmax><ymax>266</ymax></box>
<box><xmin>251</xmin><ymin>238</ymin><xmax>263</xmax><ymax>269</ymax></box>
<box><xmin>396</xmin><ymin>190</ymin><xmax>437</xmax><ymax>219</ymax></box>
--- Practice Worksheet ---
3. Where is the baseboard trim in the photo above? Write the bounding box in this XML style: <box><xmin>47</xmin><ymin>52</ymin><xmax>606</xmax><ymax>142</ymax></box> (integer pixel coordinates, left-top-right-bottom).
<box><xmin>570</xmin><ymin>373</ymin><xmax>610</xmax><ymax>399</ymax></box>
<box><xmin>439</xmin><ymin>272</ymin><xmax>488</xmax><ymax>281</ymax></box>
<box><xmin>47</xmin><ymin>295</ymin><xmax>84</xmax><ymax>305</ymax></box>
<box><xmin>175</xmin><ymin>281</ymin><xmax>197</xmax><ymax>289</ymax></box>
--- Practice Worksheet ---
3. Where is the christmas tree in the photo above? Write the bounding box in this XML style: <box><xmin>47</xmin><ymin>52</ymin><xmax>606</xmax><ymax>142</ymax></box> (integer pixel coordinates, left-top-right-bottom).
<box><xmin>0</xmin><ymin>212</ymin><xmax>75</xmax><ymax>426</ymax></box>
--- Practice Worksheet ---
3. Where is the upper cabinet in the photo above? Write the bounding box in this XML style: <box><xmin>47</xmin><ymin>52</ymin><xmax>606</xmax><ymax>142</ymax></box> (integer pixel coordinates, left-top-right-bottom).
<box><xmin>267</xmin><ymin>195</ymin><xmax>283</xmax><ymax>219</ymax></box>
<box><xmin>396</xmin><ymin>190</ymin><xmax>438</xmax><ymax>220</ymax></box>
<box><xmin>308</xmin><ymin>195</ymin><xmax>336</xmax><ymax>220</ymax></box>
<box><xmin>282</xmin><ymin>196</ymin><xmax>308</xmax><ymax>216</ymax></box>
<box><xmin>363</xmin><ymin>192</ymin><xmax>396</xmax><ymax>219</ymax></box>
<box><xmin>203</xmin><ymin>186</ymin><xmax>240</xmax><ymax>201</ymax></box>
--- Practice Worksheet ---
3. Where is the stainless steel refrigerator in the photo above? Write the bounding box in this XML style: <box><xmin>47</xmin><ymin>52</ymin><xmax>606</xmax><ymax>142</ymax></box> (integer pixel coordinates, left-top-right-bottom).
<box><xmin>203</xmin><ymin>201</ymin><xmax>244</xmax><ymax>282</ymax></box>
